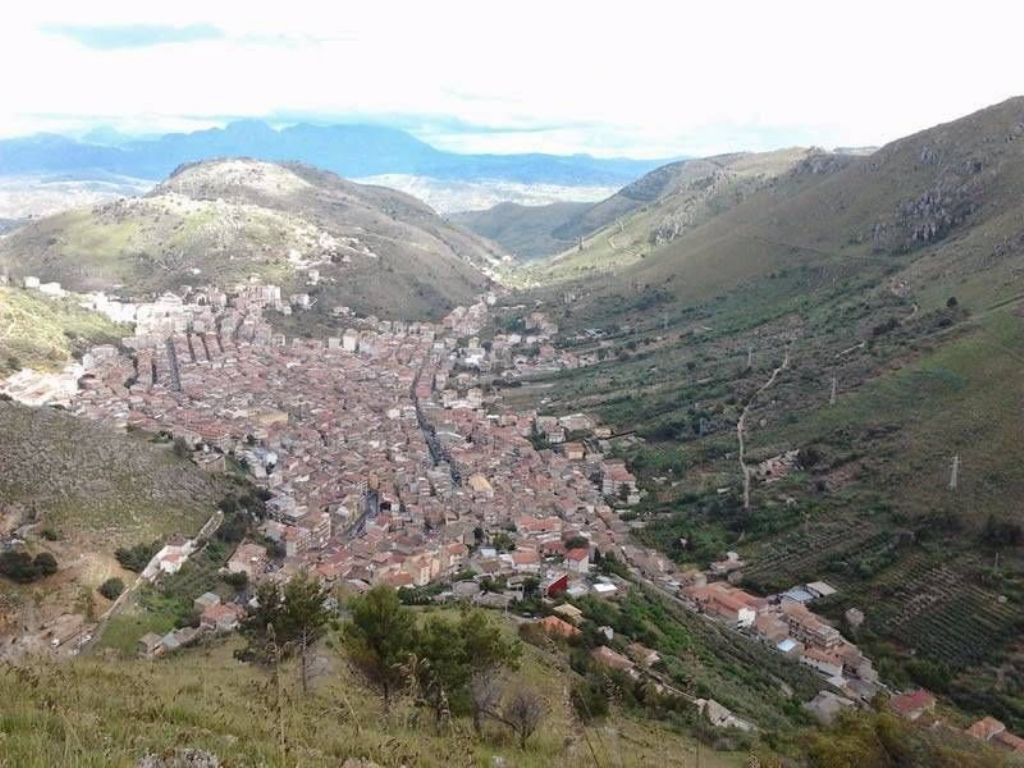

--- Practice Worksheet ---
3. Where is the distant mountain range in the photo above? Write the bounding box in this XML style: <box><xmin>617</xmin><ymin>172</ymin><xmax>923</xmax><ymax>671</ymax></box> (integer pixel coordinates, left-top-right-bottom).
<box><xmin>0</xmin><ymin>120</ymin><xmax>673</xmax><ymax>187</ymax></box>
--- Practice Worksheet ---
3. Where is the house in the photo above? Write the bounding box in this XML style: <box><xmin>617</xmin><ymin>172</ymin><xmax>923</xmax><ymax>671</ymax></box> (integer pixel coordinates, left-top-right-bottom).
<box><xmin>591</xmin><ymin>582</ymin><xmax>619</xmax><ymax>599</ymax></box>
<box><xmin>227</xmin><ymin>541</ymin><xmax>269</xmax><ymax>581</ymax></box>
<box><xmin>964</xmin><ymin>717</ymin><xmax>1024</xmax><ymax>752</ymax></box>
<box><xmin>800</xmin><ymin>647</ymin><xmax>844</xmax><ymax>678</ymax></box>
<box><xmin>138</xmin><ymin>632</ymin><xmax>164</xmax><ymax>659</ymax></box>
<box><xmin>564</xmin><ymin>547</ymin><xmax>590</xmax><ymax>574</ymax></box>
<box><xmin>193</xmin><ymin>592</ymin><xmax>221</xmax><ymax>613</ymax></box>
<box><xmin>542</xmin><ymin>572</ymin><xmax>569</xmax><ymax>597</ymax></box>
<box><xmin>563</xmin><ymin>442</ymin><xmax>585</xmax><ymax>461</ymax></box>
<box><xmin>590</xmin><ymin>645</ymin><xmax>635</xmax><ymax>673</ymax></box>
<box><xmin>966</xmin><ymin>716</ymin><xmax>1007</xmax><ymax>742</ymax></box>
<box><xmin>781</xmin><ymin>601</ymin><xmax>843</xmax><ymax>649</ymax></box>
<box><xmin>754</xmin><ymin>613</ymin><xmax>790</xmax><ymax>643</ymax></box>
<box><xmin>889</xmin><ymin>689</ymin><xmax>937</xmax><ymax>721</ymax></box>
<box><xmin>695</xmin><ymin>699</ymin><xmax>756</xmax><ymax>732</ymax></box>
<box><xmin>685</xmin><ymin>583</ymin><xmax>758</xmax><ymax>628</ymax></box>
<box><xmin>511</xmin><ymin>549</ymin><xmax>541</xmax><ymax>573</ymax></box>
<box><xmin>536</xmin><ymin>615</ymin><xmax>581</xmax><ymax>639</ymax></box>
<box><xmin>553</xmin><ymin>603</ymin><xmax>584</xmax><ymax>625</ymax></box>
<box><xmin>200</xmin><ymin>602</ymin><xmax>244</xmax><ymax>632</ymax></box>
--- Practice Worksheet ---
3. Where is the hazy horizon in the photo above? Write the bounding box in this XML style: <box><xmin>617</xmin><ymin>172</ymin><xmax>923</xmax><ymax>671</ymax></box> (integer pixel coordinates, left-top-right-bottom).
<box><xmin>3</xmin><ymin>0</ymin><xmax>1023</xmax><ymax>159</ymax></box>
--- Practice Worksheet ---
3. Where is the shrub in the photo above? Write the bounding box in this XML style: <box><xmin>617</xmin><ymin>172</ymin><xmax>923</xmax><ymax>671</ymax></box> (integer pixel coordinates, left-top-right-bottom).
<box><xmin>115</xmin><ymin>540</ymin><xmax>161</xmax><ymax>572</ymax></box>
<box><xmin>572</xmin><ymin>674</ymin><xmax>610</xmax><ymax>722</ymax></box>
<box><xmin>172</xmin><ymin>436</ymin><xmax>193</xmax><ymax>459</ymax></box>
<box><xmin>33</xmin><ymin>552</ymin><xmax>57</xmax><ymax>577</ymax></box>
<box><xmin>98</xmin><ymin>577</ymin><xmax>125</xmax><ymax>600</ymax></box>
<box><xmin>0</xmin><ymin>551</ymin><xmax>59</xmax><ymax>583</ymax></box>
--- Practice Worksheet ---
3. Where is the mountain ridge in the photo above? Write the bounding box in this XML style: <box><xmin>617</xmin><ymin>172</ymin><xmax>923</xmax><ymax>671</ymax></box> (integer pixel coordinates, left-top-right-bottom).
<box><xmin>0</xmin><ymin>120</ymin><xmax>675</xmax><ymax>187</ymax></box>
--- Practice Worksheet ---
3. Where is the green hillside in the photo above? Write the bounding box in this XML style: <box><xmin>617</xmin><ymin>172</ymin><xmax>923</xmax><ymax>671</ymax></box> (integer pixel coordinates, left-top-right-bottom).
<box><xmin>0</xmin><ymin>286</ymin><xmax>126</xmax><ymax>376</ymax></box>
<box><xmin>0</xmin><ymin>159</ymin><xmax>502</xmax><ymax>321</ymax></box>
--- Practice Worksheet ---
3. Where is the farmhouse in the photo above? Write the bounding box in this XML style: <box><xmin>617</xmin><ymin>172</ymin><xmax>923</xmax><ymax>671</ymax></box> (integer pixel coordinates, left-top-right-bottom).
<box><xmin>889</xmin><ymin>690</ymin><xmax>937</xmax><ymax>721</ymax></box>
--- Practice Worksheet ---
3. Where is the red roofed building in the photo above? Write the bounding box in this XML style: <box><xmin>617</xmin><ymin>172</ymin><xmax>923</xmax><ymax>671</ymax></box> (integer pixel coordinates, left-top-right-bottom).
<box><xmin>889</xmin><ymin>690</ymin><xmax>937</xmax><ymax>721</ymax></box>
<box><xmin>565</xmin><ymin>547</ymin><xmax>590</xmax><ymax>574</ymax></box>
<box><xmin>536</xmin><ymin>615</ymin><xmax>581</xmax><ymax>639</ymax></box>
<box><xmin>967</xmin><ymin>716</ymin><xmax>1007</xmax><ymax>742</ymax></box>
<box><xmin>543</xmin><ymin>572</ymin><xmax>569</xmax><ymax>597</ymax></box>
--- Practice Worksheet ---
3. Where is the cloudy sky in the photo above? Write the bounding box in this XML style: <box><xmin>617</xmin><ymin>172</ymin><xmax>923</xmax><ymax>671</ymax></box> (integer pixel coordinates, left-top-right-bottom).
<box><xmin>2</xmin><ymin>0</ymin><xmax>1022</xmax><ymax>158</ymax></box>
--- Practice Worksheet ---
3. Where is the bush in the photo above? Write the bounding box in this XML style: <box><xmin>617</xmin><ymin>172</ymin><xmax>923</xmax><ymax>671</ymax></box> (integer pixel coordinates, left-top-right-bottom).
<box><xmin>0</xmin><ymin>551</ymin><xmax>59</xmax><ymax>583</ymax></box>
<box><xmin>115</xmin><ymin>540</ymin><xmax>161</xmax><ymax>573</ymax></box>
<box><xmin>33</xmin><ymin>552</ymin><xmax>57</xmax><ymax>577</ymax></box>
<box><xmin>98</xmin><ymin>577</ymin><xmax>125</xmax><ymax>600</ymax></box>
<box><xmin>572</xmin><ymin>674</ymin><xmax>610</xmax><ymax>722</ymax></box>
<box><xmin>40</xmin><ymin>526</ymin><xmax>60</xmax><ymax>541</ymax></box>
<box><xmin>172</xmin><ymin>436</ymin><xmax>193</xmax><ymax>459</ymax></box>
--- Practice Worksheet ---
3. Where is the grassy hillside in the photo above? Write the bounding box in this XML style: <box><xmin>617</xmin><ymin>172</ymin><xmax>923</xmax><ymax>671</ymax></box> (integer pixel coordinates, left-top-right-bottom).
<box><xmin>0</xmin><ymin>401</ymin><xmax>224</xmax><ymax>549</ymax></box>
<box><xmin>0</xmin><ymin>159</ymin><xmax>501</xmax><ymax>321</ymax></box>
<box><xmin>452</xmin><ymin>200</ymin><xmax>591</xmax><ymax>260</ymax></box>
<box><xmin>0</xmin><ymin>401</ymin><xmax>231</xmax><ymax>660</ymax></box>
<box><xmin>0</xmin><ymin>627</ymin><xmax>745</xmax><ymax>768</ymax></box>
<box><xmin>0</xmin><ymin>286</ymin><xmax>126</xmax><ymax>376</ymax></box>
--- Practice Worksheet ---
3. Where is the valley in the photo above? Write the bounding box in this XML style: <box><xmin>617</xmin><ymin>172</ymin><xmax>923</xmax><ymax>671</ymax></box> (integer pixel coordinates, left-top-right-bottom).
<box><xmin>2</xmin><ymin>96</ymin><xmax>1024</xmax><ymax>767</ymax></box>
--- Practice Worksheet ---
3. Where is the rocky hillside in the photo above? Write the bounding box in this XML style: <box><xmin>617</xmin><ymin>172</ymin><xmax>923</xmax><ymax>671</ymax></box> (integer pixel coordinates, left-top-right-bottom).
<box><xmin>459</xmin><ymin>148</ymin><xmax>829</xmax><ymax>263</ymax></box>
<box><xmin>0</xmin><ymin>159</ymin><xmax>505</xmax><ymax>320</ymax></box>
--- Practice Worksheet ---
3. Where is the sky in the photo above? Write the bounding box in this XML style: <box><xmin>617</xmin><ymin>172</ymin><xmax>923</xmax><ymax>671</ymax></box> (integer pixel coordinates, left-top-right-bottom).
<box><xmin>1</xmin><ymin>0</ymin><xmax>1022</xmax><ymax>159</ymax></box>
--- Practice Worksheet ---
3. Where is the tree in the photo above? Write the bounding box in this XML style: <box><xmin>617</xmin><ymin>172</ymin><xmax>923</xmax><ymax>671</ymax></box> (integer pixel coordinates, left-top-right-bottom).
<box><xmin>412</xmin><ymin>609</ymin><xmax>521</xmax><ymax>724</ymax></box>
<box><xmin>564</xmin><ymin>535</ymin><xmax>589</xmax><ymax>551</ymax></box>
<box><xmin>0</xmin><ymin>551</ymin><xmax>58</xmax><ymax>583</ymax></box>
<box><xmin>470</xmin><ymin>671</ymin><xmax>505</xmax><ymax>734</ymax></box>
<box><xmin>98</xmin><ymin>577</ymin><xmax>125</xmax><ymax>600</ymax></box>
<box><xmin>172</xmin><ymin>436</ymin><xmax>192</xmax><ymax>459</ymax></box>
<box><xmin>503</xmin><ymin>687</ymin><xmax>546</xmax><ymax>749</ymax></box>
<box><xmin>240</xmin><ymin>573</ymin><xmax>330</xmax><ymax>693</ymax></box>
<box><xmin>342</xmin><ymin>585</ymin><xmax>418</xmax><ymax>709</ymax></box>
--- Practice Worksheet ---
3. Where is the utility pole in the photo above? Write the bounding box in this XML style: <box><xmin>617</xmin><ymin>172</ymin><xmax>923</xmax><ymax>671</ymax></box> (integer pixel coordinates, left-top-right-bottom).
<box><xmin>747</xmin><ymin>346</ymin><xmax>753</xmax><ymax>369</ymax></box>
<box><xmin>830</xmin><ymin>374</ymin><xmax>838</xmax><ymax>406</ymax></box>
<box><xmin>949</xmin><ymin>454</ymin><xmax>960</xmax><ymax>491</ymax></box>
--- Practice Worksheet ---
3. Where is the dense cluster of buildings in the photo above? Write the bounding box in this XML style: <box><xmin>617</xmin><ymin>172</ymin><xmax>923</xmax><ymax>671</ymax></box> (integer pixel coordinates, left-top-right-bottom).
<box><xmin>65</xmin><ymin>289</ymin><xmax>642</xmax><ymax>609</ymax></box>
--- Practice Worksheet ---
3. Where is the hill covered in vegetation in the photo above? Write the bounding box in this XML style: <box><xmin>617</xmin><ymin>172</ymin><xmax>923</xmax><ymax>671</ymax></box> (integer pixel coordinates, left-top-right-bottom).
<box><xmin>0</xmin><ymin>159</ymin><xmax>503</xmax><ymax>321</ymax></box>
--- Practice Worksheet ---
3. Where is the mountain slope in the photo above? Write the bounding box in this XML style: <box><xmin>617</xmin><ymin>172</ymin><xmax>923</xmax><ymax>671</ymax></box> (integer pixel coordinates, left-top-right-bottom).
<box><xmin>451</xmin><ymin>201</ymin><xmax>592</xmax><ymax>259</ymax></box>
<box><xmin>462</xmin><ymin>148</ymin><xmax>834</xmax><ymax>263</ymax></box>
<box><xmin>0</xmin><ymin>120</ymin><xmax>671</xmax><ymax>186</ymax></box>
<box><xmin>0</xmin><ymin>159</ymin><xmax>501</xmax><ymax>320</ymax></box>
<box><xmin>496</xmin><ymin>96</ymin><xmax>1024</xmax><ymax>731</ymax></box>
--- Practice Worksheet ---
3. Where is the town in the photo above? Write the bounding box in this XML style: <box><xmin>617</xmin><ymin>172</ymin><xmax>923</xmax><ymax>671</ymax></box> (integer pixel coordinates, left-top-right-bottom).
<box><xmin>4</xmin><ymin>274</ymin><xmax>1022</xmax><ymax>755</ymax></box>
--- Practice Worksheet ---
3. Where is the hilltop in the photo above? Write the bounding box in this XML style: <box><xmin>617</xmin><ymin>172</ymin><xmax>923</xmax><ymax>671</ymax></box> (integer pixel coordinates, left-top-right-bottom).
<box><xmin>0</xmin><ymin>159</ymin><xmax>503</xmax><ymax>320</ymax></box>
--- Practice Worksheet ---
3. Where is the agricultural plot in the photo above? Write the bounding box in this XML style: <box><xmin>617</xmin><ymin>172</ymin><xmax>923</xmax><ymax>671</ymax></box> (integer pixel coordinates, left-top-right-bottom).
<box><xmin>740</xmin><ymin>517</ymin><xmax>882</xmax><ymax>591</ymax></box>
<box><xmin>864</xmin><ymin>558</ymin><xmax>1022</xmax><ymax>671</ymax></box>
